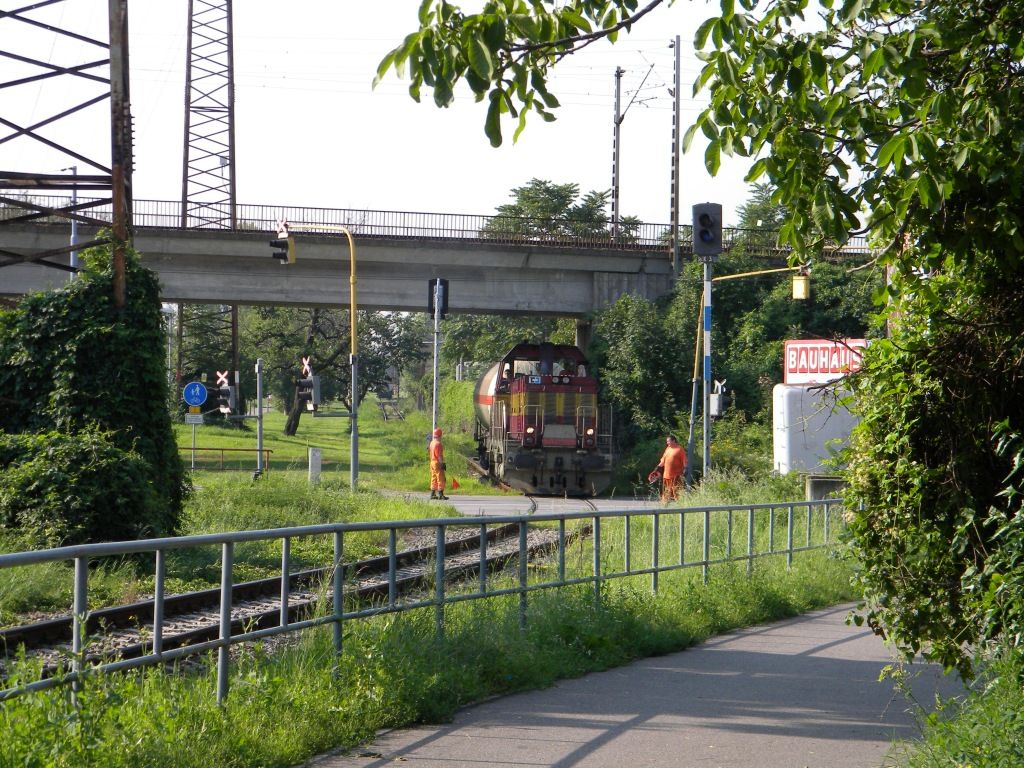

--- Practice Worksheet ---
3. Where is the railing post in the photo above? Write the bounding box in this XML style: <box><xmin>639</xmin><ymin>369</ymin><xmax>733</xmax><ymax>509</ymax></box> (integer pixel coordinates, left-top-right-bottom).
<box><xmin>435</xmin><ymin>525</ymin><xmax>445</xmax><ymax>637</ymax></box>
<box><xmin>593</xmin><ymin>515</ymin><xmax>601</xmax><ymax>607</ymax></box>
<box><xmin>702</xmin><ymin>509</ymin><xmax>711</xmax><ymax>584</ymax></box>
<box><xmin>769</xmin><ymin>507</ymin><xmax>775</xmax><ymax>552</ymax></box>
<box><xmin>479</xmin><ymin>523</ymin><xmax>488</xmax><ymax>594</ymax></box>
<box><xmin>333</xmin><ymin>531</ymin><xmax>343</xmax><ymax>668</ymax></box>
<box><xmin>806</xmin><ymin>503</ymin><xmax>813</xmax><ymax>547</ymax></box>
<box><xmin>519</xmin><ymin>521</ymin><xmax>528</xmax><ymax>632</ymax></box>
<box><xmin>787</xmin><ymin>505</ymin><xmax>795</xmax><ymax>568</ymax></box>
<box><xmin>625</xmin><ymin>514</ymin><xmax>632</xmax><ymax>573</ymax></box>
<box><xmin>727</xmin><ymin>509</ymin><xmax>733</xmax><ymax>558</ymax></box>
<box><xmin>558</xmin><ymin>518</ymin><xmax>566</xmax><ymax>584</ymax></box>
<box><xmin>824</xmin><ymin>501</ymin><xmax>831</xmax><ymax>543</ymax></box>
<box><xmin>153</xmin><ymin>549</ymin><xmax>165</xmax><ymax>656</ymax></box>
<box><xmin>280</xmin><ymin>537</ymin><xmax>290</xmax><ymax>627</ymax></box>
<box><xmin>216</xmin><ymin>542</ymin><xmax>233</xmax><ymax>705</ymax></box>
<box><xmin>72</xmin><ymin>556</ymin><xmax>88</xmax><ymax>702</ymax></box>
<box><xmin>746</xmin><ymin>508</ymin><xmax>755</xmax><ymax>576</ymax></box>
<box><xmin>388</xmin><ymin>529</ymin><xmax>398</xmax><ymax>607</ymax></box>
<box><xmin>679</xmin><ymin>510</ymin><xmax>686</xmax><ymax>565</ymax></box>
<box><xmin>651</xmin><ymin>512</ymin><xmax>659</xmax><ymax>595</ymax></box>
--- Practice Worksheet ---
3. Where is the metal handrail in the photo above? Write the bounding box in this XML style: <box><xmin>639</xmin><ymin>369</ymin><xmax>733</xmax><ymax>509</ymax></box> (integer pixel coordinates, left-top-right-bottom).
<box><xmin>0</xmin><ymin>194</ymin><xmax>873</xmax><ymax>257</ymax></box>
<box><xmin>0</xmin><ymin>498</ymin><xmax>843</xmax><ymax>704</ymax></box>
<box><xmin>175</xmin><ymin>447</ymin><xmax>273</xmax><ymax>471</ymax></box>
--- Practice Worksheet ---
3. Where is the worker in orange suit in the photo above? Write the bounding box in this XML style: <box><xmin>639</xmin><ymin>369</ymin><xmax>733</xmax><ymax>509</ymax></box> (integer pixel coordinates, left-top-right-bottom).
<box><xmin>429</xmin><ymin>427</ymin><xmax>449</xmax><ymax>500</ymax></box>
<box><xmin>655</xmin><ymin>434</ymin><xmax>688</xmax><ymax>503</ymax></box>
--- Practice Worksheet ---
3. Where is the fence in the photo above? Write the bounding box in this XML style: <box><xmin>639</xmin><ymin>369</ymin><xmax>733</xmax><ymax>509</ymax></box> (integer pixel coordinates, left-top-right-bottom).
<box><xmin>177</xmin><ymin>447</ymin><xmax>273</xmax><ymax>472</ymax></box>
<box><xmin>0</xmin><ymin>498</ymin><xmax>842</xmax><ymax>704</ymax></box>
<box><xmin>2</xmin><ymin>194</ymin><xmax>873</xmax><ymax>257</ymax></box>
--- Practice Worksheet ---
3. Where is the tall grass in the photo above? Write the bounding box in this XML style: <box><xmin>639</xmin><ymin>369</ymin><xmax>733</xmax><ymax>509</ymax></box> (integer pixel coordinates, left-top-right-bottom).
<box><xmin>887</xmin><ymin>649</ymin><xmax>1024</xmax><ymax>768</ymax></box>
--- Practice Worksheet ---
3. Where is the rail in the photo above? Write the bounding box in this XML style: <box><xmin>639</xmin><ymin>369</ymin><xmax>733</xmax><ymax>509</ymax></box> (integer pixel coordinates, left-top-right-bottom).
<box><xmin>176</xmin><ymin>446</ymin><xmax>273</xmax><ymax>472</ymax></box>
<box><xmin>0</xmin><ymin>498</ymin><xmax>842</xmax><ymax>704</ymax></box>
<box><xmin>1</xmin><ymin>194</ymin><xmax>873</xmax><ymax>257</ymax></box>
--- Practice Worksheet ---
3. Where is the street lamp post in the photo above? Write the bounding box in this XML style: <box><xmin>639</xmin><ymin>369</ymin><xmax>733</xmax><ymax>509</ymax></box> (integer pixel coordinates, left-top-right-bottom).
<box><xmin>342</xmin><ymin>228</ymin><xmax>359</xmax><ymax>493</ymax></box>
<box><xmin>272</xmin><ymin>223</ymin><xmax>359</xmax><ymax>491</ymax></box>
<box><xmin>689</xmin><ymin>264</ymin><xmax>811</xmax><ymax>479</ymax></box>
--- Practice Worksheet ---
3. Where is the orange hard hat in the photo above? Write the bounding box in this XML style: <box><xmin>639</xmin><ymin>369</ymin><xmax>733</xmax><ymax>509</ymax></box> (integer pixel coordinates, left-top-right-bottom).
<box><xmin>433</xmin><ymin>428</ymin><xmax>442</xmax><ymax>437</ymax></box>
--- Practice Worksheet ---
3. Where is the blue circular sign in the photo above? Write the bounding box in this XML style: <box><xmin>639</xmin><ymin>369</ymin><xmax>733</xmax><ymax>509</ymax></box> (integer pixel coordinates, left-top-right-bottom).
<box><xmin>182</xmin><ymin>382</ymin><xmax>208</xmax><ymax>406</ymax></box>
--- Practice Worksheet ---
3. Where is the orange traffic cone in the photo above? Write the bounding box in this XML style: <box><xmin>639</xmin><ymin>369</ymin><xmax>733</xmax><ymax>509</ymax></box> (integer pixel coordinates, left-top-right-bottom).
<box><xmin>451</xmin><ymin>478</ymin><xmax>460</xmax><ymax>490</ymax></box>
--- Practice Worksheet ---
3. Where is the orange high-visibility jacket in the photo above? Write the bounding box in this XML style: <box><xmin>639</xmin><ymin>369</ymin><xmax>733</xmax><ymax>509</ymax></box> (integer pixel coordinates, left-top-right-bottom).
<box><xmin>659</xmin><ymin>445</ymin><xmax>687</xmax><ymax>480</ymax></box>
<box><xmin>429</xmin><ymin>438</ymin><xmax>444</xmax><ymax>466</ymax></box>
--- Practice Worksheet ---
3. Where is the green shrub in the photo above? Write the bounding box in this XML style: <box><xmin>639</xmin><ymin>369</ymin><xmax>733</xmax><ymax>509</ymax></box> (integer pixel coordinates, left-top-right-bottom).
<box><xmin>0</xmin><ymin>244</ymin><xmax>188</xmax><ymax>543</ymax></box>
<box><xmin>0</xmin><ymin>429</ymin><xmax>166</xmax><ymax>546</ymax></box>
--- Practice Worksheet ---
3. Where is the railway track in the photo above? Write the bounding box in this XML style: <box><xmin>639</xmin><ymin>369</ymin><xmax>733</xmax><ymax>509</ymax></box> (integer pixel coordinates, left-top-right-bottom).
<box><xmin>0</xmin><ymin>520</ymin><xmax>586</xmax><ymax>678</ymax></box>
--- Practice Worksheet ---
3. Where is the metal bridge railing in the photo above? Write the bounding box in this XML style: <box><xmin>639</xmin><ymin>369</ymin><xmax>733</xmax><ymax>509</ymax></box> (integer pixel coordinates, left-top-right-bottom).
<box><xmin>0</xmin><ymin>499</ymin><xmax>842</xmax><ymax>705</ymax></box>
<box><xmin>1</xmin><ymin>194</ymin><xmax>872</xmax><ymax>257</ymax></box>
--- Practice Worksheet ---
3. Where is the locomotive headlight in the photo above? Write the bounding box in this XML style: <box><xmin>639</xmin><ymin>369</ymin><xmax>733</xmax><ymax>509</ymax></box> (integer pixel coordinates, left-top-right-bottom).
<box><xmin>524</xmin><ymin>426</ymin><xmax>536</xmax><ymax>446</ymax></box>
<box><xmin>586</xmin><ymin>428</ymin><xmax>595</xmax><ymax>436</ymax></box>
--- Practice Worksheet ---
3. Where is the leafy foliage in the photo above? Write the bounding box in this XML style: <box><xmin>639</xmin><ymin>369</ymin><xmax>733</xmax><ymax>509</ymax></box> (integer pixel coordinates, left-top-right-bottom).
<box><xmin>241</xmin><ymin>307</ymin><xmax>426</xmax><ymax>434</ymax></box>
<box><xmin>479</xmin><ymin>178</ymin><xmax>639</xmax><ymax>241</ymax></box>
<box><xmin>845</xmin><ymin>262</ymin><xmax>1024</xmax><ymax>676</ymax></box>
<box><xmin>0</xmin><ymin>430</ymin><xmax>165</xmax><ymax>547</ymax></box>
<box><xmin>0</xmin><ymin>244</ymin><xmax>187</xmax><ymax>544</ymax></box>
<box><xmin>376</xmin><ymin>1</ymin><xmax>662</xmax><ymax>147</ymax></box>
<box><xmin>590</xmin><ymin>293</ymin><xmax>688</xmax><ymax>438</ymax></box>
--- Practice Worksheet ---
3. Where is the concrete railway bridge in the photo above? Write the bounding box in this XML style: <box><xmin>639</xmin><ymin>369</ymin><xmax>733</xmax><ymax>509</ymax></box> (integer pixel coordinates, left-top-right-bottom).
<box><xmin>1</xmin><ymin>197</ymin><xmax>871</xmax><ymax>329</ymax></box>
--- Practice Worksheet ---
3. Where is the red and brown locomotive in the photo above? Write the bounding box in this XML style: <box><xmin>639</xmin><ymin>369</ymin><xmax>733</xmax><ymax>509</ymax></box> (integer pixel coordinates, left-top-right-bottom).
<box><xmin>471</xmin><ymin>342</ymin><xmax>614</xmax><ymax>496</ymax></box>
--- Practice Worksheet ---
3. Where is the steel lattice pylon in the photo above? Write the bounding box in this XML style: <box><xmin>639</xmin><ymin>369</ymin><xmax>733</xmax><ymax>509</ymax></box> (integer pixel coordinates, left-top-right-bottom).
<box><xmin>0</xmin><ymin>0</ymin><xmax>133</xmax><ymax>305</ymax></box>
<box><xmin>181</xmin><ymin>0</ymin><xmax>236</xmax><ymax>229</ymax></box>
<box><xmin>179</xmin><ymin>0</ymin><xmax>238</xmax><ymax>398</ymax></box>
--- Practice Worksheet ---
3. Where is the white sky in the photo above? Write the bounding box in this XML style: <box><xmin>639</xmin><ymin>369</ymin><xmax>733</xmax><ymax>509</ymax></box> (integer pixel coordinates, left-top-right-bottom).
<box><xmin>4</xmin><ymin>0</ymin><xmax>756</xmax><ymax>227</ymax></box>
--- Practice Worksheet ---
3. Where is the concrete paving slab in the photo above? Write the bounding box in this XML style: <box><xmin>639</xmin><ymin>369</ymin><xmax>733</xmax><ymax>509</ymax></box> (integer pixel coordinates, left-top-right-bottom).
<box><xmin>305</xmin><ymin>603</ymin><xmax>965</xmax><ymax>768</ymax></box>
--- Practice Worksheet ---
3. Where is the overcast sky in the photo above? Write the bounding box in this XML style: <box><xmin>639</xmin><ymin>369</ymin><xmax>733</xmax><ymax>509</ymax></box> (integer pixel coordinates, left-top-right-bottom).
<box><xmin>6</xmin><ymin>0</ymin><xmax>757</xmax><ymax>226</ymax></box>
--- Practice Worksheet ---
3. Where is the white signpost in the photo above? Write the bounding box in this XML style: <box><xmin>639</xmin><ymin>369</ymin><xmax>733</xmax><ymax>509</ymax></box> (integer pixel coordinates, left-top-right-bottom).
<box><xmin>182</xmin><ymin>382</ymin><xmax>208</xmax><ymax>470</ymax></box>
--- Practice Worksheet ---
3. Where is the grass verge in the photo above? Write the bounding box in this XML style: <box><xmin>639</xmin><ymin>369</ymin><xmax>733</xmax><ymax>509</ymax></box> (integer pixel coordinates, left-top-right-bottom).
<box><xmin>886</xmin><ymin>649</ymin><xmax>1024</xmax><ymax>768</ymax></box>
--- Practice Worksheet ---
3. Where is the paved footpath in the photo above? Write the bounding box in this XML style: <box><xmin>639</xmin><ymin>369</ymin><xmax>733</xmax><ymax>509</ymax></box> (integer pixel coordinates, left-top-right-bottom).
<box><xmin>305</xmin><ymin>604</ymin><xmax>965</xmax><ymax>768</ymax></box>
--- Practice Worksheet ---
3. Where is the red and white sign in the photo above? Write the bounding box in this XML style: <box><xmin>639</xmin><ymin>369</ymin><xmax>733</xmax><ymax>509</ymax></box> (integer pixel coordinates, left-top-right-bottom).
<box><xmin>784</xmin><ymin>339</ymin><xmax>867</xmax><ymax>385</ymax></box>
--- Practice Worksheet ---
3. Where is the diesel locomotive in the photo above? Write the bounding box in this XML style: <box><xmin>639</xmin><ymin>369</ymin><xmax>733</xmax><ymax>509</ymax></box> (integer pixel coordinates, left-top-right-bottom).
<box><xmin>471</xmin><ymin>342</ymin><xmax>615</xmax><ymax>496</ymax></box>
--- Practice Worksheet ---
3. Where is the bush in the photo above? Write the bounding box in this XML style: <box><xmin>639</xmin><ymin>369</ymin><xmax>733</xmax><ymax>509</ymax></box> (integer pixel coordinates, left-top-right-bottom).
<box><xmin>0</xmin><ymin>430</ymin><xmax>166</xmax><ymax>546</ymax></box>
<box><xmin>0</xmin><ymin>244</ymin><xmax>188</xmax><ymax>543</ymax></box>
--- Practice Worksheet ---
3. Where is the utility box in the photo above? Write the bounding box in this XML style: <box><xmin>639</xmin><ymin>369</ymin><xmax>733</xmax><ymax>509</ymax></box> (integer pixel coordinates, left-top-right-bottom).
<box><xmin>773</xmin><ymin>384</ymin><xmax>857</xmax><ymax>475</ymax></box>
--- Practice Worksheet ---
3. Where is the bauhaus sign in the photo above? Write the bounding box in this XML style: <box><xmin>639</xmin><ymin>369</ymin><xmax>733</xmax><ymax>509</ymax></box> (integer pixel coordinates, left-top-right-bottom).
<box><xmin>784</xmin><ymin>339</ymin><xmax>867</xmax><ymax>385</ymax></box>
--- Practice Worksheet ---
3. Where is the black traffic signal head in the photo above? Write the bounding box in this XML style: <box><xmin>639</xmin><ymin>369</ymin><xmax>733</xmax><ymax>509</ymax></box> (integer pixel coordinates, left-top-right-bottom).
<box><xmin>428</xmin><ymin>278</ymin><xmax>449</xmax><ymax>320</ymax></box>
<box><xmin>692</xmin><ymin>202</ymin><xmax>723</xmax><ymax>258</ymax></box>
<box><xmin>269</xmin><ymin>231</ymin><xmax>296</xmax><ymax>264</ymax></box>
<box><xmin>296</xmin><ymin>375</ymin><xmax>321</xmax><ymax>412</ymax></box>
<box><xmin>216</xmin><ymin>385</ymin><xmax>236</xmax><ymax>414</ymax></box>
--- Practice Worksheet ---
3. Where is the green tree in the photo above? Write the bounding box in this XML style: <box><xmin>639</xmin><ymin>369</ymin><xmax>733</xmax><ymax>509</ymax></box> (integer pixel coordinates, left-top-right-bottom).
<box><xmin>242</xmin><ymin>307</ymin><xmax>426</xmax><ymax>436</ymax></box>
<box><xmin>590</xmin><ymin>293</ymin><xmax>692</xmax><ymax>440</ymax></box>
<box><xmin>687</xmin><ymin>0</ymin><xmax>1024</xmax><ymax>673</ymax></box>
<box><xmin>441</xmin><ymin>314</ymin><xmax>574</xmax><ymax>372</ymax></box>
<box><xmin>0</xmin><ymin>245</ymin><xmax>188</xmax><ymax>544</ymax></box>
<box><xmin>480</xmin><ymin>178</ymin><xmax>638</xmax><ymax>241</ymax></box>
<box><xmin>448</xmin><ymin>177</ymin><xmax>620</xmax><ymax>372</ymax></box>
